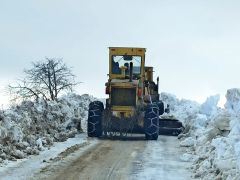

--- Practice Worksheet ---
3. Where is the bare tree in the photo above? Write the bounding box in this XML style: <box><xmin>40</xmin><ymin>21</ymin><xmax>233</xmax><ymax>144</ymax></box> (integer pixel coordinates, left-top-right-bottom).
<box><xmin>9</xmin><ymin>58</ymin><xmax>78</xmax><ymax>101</ymax></box>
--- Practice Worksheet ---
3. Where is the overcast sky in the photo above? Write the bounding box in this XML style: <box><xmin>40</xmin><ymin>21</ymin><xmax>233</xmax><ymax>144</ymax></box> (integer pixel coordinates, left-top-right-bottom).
<box><xmin>1</xmin><ymin>0</ymin><xmax>240</xmax><ymax>107</ymax></box>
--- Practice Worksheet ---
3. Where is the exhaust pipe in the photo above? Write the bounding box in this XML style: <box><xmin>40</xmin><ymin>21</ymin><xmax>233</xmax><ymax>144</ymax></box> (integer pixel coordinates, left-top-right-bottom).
<box><xmin>129</xmin><ymin>62</ymin><xmax>133</xmax><ymax>82</ymax></box>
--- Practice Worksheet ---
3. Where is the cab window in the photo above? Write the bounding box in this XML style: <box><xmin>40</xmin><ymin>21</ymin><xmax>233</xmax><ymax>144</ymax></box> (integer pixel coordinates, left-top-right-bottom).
<box><xmin>112</xmin><ymin>55</ymin><xmax>142</xmax><ymax>76</ymax></box>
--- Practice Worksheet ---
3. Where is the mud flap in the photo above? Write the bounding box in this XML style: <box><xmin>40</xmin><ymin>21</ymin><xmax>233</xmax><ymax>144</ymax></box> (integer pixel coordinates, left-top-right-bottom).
<box><xmin>159</xmin><ymin>119</ymin><xmax>184</xmax><ymax>136</ymax></box>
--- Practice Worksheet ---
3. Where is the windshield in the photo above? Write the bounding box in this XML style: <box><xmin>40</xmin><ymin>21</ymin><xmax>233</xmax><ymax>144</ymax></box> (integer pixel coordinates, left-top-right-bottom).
<box><xmin>112</xmin><ymin>55</ymin><xmax>142</xmax><ymax>76</ymax></box>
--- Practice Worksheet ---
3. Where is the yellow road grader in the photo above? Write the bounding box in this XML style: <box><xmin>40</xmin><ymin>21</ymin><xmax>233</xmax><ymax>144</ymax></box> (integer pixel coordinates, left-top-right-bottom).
<box><xmin>87</xmin><ymin>47</ymin><xmax>183</xmax><ymax>140</ymax></box>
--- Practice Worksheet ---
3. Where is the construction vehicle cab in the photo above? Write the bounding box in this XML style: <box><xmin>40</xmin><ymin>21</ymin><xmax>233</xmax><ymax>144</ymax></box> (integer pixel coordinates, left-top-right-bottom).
<box><xmin>87</xmin><ymin>47</ymin><xmax>183</xmax><ymax>140</ymax></box>
<box><xmin>107</xmin><ymin>48</ymin><xmax>146</xmax><ymax>115</ymax></box>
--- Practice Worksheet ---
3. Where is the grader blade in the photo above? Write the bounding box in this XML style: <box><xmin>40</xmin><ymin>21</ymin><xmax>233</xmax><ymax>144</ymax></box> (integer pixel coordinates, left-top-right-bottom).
<box><xmin>159</xmin><ymin>119</ymin><xmax>184</xmax><ymax>136</ymax></box>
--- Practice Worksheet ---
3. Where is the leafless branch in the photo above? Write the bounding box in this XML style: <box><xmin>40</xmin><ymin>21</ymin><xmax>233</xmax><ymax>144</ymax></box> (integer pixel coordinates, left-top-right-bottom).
<box><xmin>8</xmin><ymin>58</ymin><xmax>78</xmax><ymax>101</ymax></box>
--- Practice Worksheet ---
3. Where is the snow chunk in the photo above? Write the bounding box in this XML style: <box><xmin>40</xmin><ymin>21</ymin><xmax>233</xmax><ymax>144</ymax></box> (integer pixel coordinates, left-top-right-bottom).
<box><xmin>200</xmin><ymin>95</ymin><xmax>220</xmax><ymax>116</ymax></box>
<box><xmin>36</xmin><ymin>138</ymin><xmax>44</xmax><ymax>151</ymax></box>
<box><xmin>211</xmin><ymin>110</ymin><xmax>231</xmax><ymax>131</ymax></box>
<box><xmin>225</xmin><ymin>88</ymin><xmax>240</xmax><ymax>115</ymax></box>
<box><xmin>11</xmin><ymin>150</ymin><xmax>25</xmax><ymax>159</ymax></box>
<box><xmin>194</xmin><ymin>114</ymin><xmax>208</xmax><ymax>129</ymax></box>
<box><xmin>180</xmin><ymin>137</ymin><xmax>195</xmax><ymax>147</ymax></box>
<box><xmin>180</xmin><ymin>153</ymin><xmax>198</xmax><ymax>162</ymax></box>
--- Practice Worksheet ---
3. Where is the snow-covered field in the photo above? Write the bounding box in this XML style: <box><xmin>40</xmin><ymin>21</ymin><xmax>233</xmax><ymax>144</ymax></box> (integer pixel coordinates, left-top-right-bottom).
<box><xmin>0</xmin><ymin>89</ymin><xmax>240</xmax><ymax>179</ymax></box>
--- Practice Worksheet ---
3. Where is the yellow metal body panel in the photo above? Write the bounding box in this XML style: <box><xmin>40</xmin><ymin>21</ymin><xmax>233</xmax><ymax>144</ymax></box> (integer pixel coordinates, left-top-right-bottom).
<box><xmin>111</xmin><ymin>106</ymin><xmax>134</xmax><ymax>112</ymax></box>
<box><xmin>111</xmin><ymin>106</ymin><xmax>135</xmax><ymax>118</ymax></box>
<box><xmin>110</xmin><ymin>82</ymin><xmax>138</xmax><ymax>88</ymax></box>
<box><xmin>110</xmin><ymin>82</ymin><xmax>138</xmax><ymax>116</ymax></box>
<box><xmin>107</xmin><ymin>47</ymin><xmax>146</xmax><ymax>117</ymax></box>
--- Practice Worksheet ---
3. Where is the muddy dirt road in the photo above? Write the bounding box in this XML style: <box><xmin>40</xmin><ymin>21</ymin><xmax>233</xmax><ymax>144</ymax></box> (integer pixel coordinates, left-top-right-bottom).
<box><xmin>34</xmin><ymin>135</ymin><xmax>191</xmax><ymax>180</ymax></box>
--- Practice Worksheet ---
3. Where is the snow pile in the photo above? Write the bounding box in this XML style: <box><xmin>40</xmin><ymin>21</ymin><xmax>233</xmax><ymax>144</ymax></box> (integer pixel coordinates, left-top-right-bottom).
<box><xmin>0</xmin><ymin>93</ymin><xmax>94</xmax><ymax>164</ymax></box>
<box><xmin>161</xmin><ymin>92</ymin><xmax>201</xmax><ymax>129</ymax></box>
<box><xmin>162</xmin><ymin>89</ymin><xmax>240</xmax><ymax>179</ymax></box>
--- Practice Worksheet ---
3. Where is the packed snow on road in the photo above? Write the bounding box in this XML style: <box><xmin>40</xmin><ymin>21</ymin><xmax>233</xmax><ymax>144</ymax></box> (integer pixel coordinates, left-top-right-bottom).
<box><xmin>0</xmin><ymin>89</ymin><xmax>240</xmax><ymax>179</ymax></box>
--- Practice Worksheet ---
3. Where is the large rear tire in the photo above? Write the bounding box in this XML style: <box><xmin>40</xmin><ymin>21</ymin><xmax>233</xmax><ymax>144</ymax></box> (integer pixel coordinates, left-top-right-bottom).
<box><xmin>144</xmin><ymin>104</ymin><xmax>159</xmax><ymax>140</ymax></box>
<box><xmin>87</xmin><ymin>101</ymin><xmax>104</xmax><ymax>137</ymax></box>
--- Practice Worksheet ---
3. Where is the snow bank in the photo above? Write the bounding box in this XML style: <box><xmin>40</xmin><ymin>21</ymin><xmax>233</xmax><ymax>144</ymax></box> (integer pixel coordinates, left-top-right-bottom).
<box><xmin>161</xmin><ymin>92</ymin><xmax>201</xmax><ymax>129</ymax></box>
<box><xmin>0</xmin><ymin>93</ymin><xmax>94</xmax><ymax>164</ymax></box>
<box><xmin>162</xmin><ymin>89</ymin><xmax>240</xmax><ymax>179</ymax></box>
